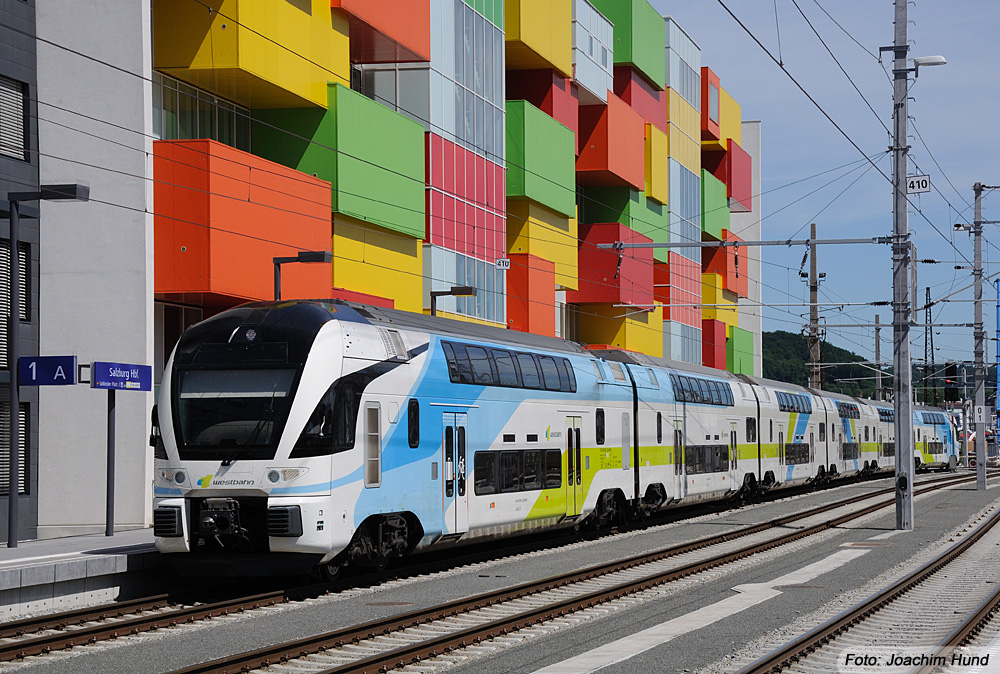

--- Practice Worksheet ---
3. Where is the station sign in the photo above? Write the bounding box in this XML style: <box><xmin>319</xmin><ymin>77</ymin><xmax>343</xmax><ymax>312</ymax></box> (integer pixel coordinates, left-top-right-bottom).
<box><xmin>18</xmin><ymin>356</ymin><xmax>77</xmax><ymax>386</ymax></box>
<box><xmin>91</xmin><ymin>361</ymin><xmax>152</xmax><ymax>392</ymax></box>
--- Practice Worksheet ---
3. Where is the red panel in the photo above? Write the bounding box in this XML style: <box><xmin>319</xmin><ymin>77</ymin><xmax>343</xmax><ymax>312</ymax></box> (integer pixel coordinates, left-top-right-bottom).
<box><xmin>428</xmin><ymin>190</ymin><xmax>443</xmax><ymax>245</ymax></box>
<box><xmin>506</xmin><ymin>69</ymin><xmax>580</xmax><ymax>145</ymax></box>
<box><xmin>701</xmin><ymin>67</ymin><xmax>721</xmax><ymax>141</ymax></box>
<box><xmin>728</xmin><ymin>138</ymin><xmax>753</xmax><ymax>212</ymax></box>
<box><xmin>576</xmin><ymin>94</ymin><xmax>645</xmax><ymax>189</ymax></box>
<box><xmin>443</xmin><ymin>196</ymin><xmax>455</xmax><ymax>248</ymax></box>
<box><xmin>154</xmin><ymin>139</ymin><xmax>331</xmax><ymax>303</ymax></box>
<box><xmin>567</xmin><ymin>223</ymin><xmax>653</xmax><ymax>306</ymax></box>
<box><xmin>332</xmin><ymin>0</ymin><xmax>430</xmax><ymax>63</ymax></box>
<box><xmin>507</xmin><ymin>253</ymin><xmax>556</xmax><ymax>337</ymax></box>
<box><xmin>613</xmin><ymin>66</ymin><xmax>667</xmax><ymax>133</ymax></box>
<box><xmin>663</xmin><ymin>252</ymin><xmax>701</xmax><ymax>327</ymax></box>
<box><xmin>331</xmin><ymin>286</ymin><xmax>395</xmax><ymax>308</ymax></box>
<box><xmin>702</xmin><ymin>319</ymin><xmax>727</xmax><ymax>369</ymax></box>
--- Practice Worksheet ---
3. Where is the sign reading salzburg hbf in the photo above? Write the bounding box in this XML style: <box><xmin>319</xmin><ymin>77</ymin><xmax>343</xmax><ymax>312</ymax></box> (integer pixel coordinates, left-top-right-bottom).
<box><xmin>91</xmin><ymin>361</ymin><xmax>152</xmax><ymax>391</ymax></box>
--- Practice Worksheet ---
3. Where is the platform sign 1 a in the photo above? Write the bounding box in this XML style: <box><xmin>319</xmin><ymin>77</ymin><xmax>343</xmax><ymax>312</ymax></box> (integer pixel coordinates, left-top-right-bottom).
<box><xmin>91</xmin><ymin>362</ymin><xmax>152</xmax><ymax>391</ymax></box>
<box><xmin>18</xmin><ymin>356</ymin><xmax>77</xmax><ymax>386</ymax></box>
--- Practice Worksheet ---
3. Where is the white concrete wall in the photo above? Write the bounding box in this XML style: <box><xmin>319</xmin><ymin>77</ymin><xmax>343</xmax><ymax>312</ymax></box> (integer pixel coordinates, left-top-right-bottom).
<box><xmin>732</xmin><ymin>121</ymin><xmax>762</xmax><ymax>376</ymax></box>
<box><xmin>34</xmin><ymin>1</ymin><xmax>154</xmax><ymax>537</ymax></box>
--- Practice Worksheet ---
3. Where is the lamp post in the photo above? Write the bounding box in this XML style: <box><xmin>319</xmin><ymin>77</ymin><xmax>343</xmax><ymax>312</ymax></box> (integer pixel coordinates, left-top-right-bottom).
<box><xmin>430</xmin><ymin>286</ymin><xmax>477</xmax><ymax>317</ymax></box>
<box><xmin>5</xmin><ymin>184</ymin><xmax>89</xmax><ymax>548</ymax></box>
<box><xmin>272</xmin><ymin>251</ymin><xmax>332</xmax><ymax>301</ymax></box>
<box><xmin>883</xmin><ymin>0</ymin><xmax>946</xmax><ymax>530</ymax></box>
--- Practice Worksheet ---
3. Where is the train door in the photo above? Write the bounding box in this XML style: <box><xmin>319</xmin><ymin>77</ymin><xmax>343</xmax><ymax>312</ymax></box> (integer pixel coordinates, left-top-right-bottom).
<box><xmin>729</xmin><ymin>421</ymin><xmax>739</xmax><ymax>487</ymax></box>
<box><xmin>778</xmin><ymin>426</ymin><xmax>786</xmax><ymax>468</ymax></box>
<box><xmin>442</xmin><ymin>413</ymin><xmax>469</xmax><ymax>535</ymax></box>
<box><xmin>565</xmin><ymin>416</ymin><xmax>583</xmax><ymax>518</ymax></box>
<box><xmin>673</xmin><ymin>422</ymin><xmax>685</xmax><ymax>498</ymax></box>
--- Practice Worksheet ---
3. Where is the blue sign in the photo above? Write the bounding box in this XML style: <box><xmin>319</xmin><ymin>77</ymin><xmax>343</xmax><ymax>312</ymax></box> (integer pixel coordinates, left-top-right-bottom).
<box><xmin>91</xmin><ymin>361</ymin><xmax>152</xmax><ymax>392</ymax></box>
<box><xmin>19</xmin><ymin>356</ymin><xmax>77</xmax><ymax>386</ymax></box>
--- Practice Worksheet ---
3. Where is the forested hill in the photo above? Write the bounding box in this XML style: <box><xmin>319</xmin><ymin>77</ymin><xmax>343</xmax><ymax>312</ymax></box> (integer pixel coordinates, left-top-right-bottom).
<box><xmin>762</xmin><ymin>330</ymin><xmax>877</xmax><ymax>398</ymax></box>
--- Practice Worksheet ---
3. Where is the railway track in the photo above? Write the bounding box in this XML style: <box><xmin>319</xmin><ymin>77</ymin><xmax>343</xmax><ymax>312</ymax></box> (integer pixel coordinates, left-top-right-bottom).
<box><xmin>147</xmin><ymin>472</ymin><xmax>977</xmax><ymax>674</ymax></box>
<box><xmin>734</xmin><ymin>503</ymin><xmax>1000</xmax><ymax>673</ymax></box>
<box><xmin>0</xmin><ymin>471</ymin><xmax>975</xmax><ymax>670</ymax></box>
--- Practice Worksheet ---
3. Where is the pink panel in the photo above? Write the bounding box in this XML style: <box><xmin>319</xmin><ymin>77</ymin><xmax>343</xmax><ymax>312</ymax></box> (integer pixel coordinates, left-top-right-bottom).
<box><xmin>442</xmin><ymin>140</ymin><xmax>454</xmax><ymax>194</ymax></box>
<box><xmin>476</xmin><ymin>155</ymin><xmax>486</xmax><ymax>207</ymax></box>
<box><xmin>443</xmin><ymin>195</ymin><xmax>455</xmax><ymax>249</ymax></box>
<box><xmin>475</xmin><ymin>207</ymin><xmax>486</xmax><ymax>260</ymax></box>
<box><xmin>429</xmin><ymin>190</ymin><xmax>443</xmax><ymax>246</ymax></box>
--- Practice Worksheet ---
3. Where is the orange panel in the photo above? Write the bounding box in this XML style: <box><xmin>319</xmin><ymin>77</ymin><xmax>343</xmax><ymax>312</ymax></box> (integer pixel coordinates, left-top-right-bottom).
<box><xmin>702</xmin><ymin>230</ymin><xmax>749</xmax><ymax>298</ymax></box>
<box><xmin>507</xmin><ymin>253</ymin><xmax>556</xmax><ymax>337</ymax></box>
<box><xmin>154</xmin><ymin>140</ymin><xmax>332</xmax><ymax>304</ymax></box>
<box><xmin>576</xmin><ymin>93</ymin><xmax>645</xmax><ymax>189</ymax></box>
<box><xmin>332</xmin><ymin>0</ymin><xmax>430</xmax><ymax>63</ymax></box>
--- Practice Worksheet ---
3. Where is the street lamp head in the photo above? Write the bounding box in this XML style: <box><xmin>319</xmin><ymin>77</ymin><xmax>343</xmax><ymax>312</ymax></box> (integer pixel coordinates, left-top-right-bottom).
<box><xmin>913</xmin><ymin>55</ymin><xmax>947</xmax><ymax>67</ymax></box>
<box><xmin>448</xmin><ymin>285</ymin><xmax>476</xmax><ymax>297</ymax></box>
<box><xmin>295</xmin><ymin>250</ymin><xmax>332</xmax><ymax>263</ymax></box>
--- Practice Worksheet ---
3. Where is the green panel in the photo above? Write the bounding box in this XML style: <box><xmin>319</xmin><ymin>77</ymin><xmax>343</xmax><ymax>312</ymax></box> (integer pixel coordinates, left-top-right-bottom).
<box><xmin>583</xmin><ymin>186</ymin><xmax>670</xmax><ymax>264</ymax></box>
<box><xmin>727</xmin><ymin>326</ymin><xmax>754</xmax><ymax>375</ymax></box>
<box><xmin>701</xmin><ymin>169</ymin><xmax>729</xmax><ymax>241</ymax></box>
<box><xmin>506</xmin><ymin>100</ymin><xmax>575</xmax><ymax>218</ymax></box>
<box><xmin>252</xmin><ymin>85</ymin><xmax>425</xmax><ymax>239</ymax></box>
<box><xmin>494</xmin><ymin>0</ymin><xmax>504</xmax><ymax>29</ymax></box>
<box><xmin>475</xmin><ymin>0</ymin><xmax>485</xmax><ymax>17</ymax></box>
<box><xmin>589</xmin><ymin>0</ymin><xmax>666</xmax><ymax>89</ymax></box>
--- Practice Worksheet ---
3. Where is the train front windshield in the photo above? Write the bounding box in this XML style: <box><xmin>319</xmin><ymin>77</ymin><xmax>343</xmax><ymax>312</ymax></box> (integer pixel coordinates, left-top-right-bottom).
<box><xmin>176</xmin><ymin>369</ymin><xmax>296</xmax><ymax>457</ymax></box>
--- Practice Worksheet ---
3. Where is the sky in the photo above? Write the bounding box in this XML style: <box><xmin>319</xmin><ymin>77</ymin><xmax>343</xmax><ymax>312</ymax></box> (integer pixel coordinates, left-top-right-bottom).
<box><xmin>649</xmin><ymin>0</ymin><xmax>1000</xmax><ymax>376</ymax></box>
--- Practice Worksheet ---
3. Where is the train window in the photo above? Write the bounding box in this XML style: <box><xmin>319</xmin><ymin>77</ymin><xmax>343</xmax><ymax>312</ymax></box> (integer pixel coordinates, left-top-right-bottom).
<box><xmin>592</xmin><ymin>359</ymin><xmax>605</xmax><ymax>381</ymax></box>
<box><xmin>545</xmin><ymin>449</ymin><xmax>562</xmax><ymax>488</ymax></box>
<box><xmin>527</xmin><ymin>433</ymin><xmax>538</xmax><ymax>443</ymax></box>
<box><xmin>609</xmin><ymin>361</ymin><xmax>627</xmax><ymax>382</ymax></box>
<box><xmin>746</xmin><ymin>417</ymin><xmax>757</xmax><ymax>443</ymax></box>
<box><xmin>819</xmin><ymin>422</ymin><xmax>826</xmax><ymax>442</ymax></box>
<box><xmin>493</xmin><ymin>350</ymin><xmax>520</xmax><ymax>387</ymax></box>
<box><xmin>523</xmin><ymin>450</ymin><xmax>542</xmax><ymax>490</ymax></box>
<box><xmin>334</xmin><ymin>381</ymin><xmax>361</xmax><ymax>451</ymax></box>
<box><xmin>647</xmin><ymin>368</ymin><xmax>659</xmax><ymax>388</ymax></box>
<box><xmin>450</xmin><ymin>343</ymin><xmax>474</xmax><ymax>384</ymax></box>
<box><xmin>442</xmin><ymin>342</ymin><xmax>460</xmax><ymax>382</ymax></box>
<box><xmin>723</xmin><ymin>385</ymin><xmax>734</xmax><ymax>406</ymax></box>
<box><xmin>865</xmin><ymin>426</ymin><xmax>869</xmax><ymax>442</ymax></box>
<box><xmin>474</xmin><ymin>452</ymin><xmax>496</xmax><ymax>495</ymax></box>
<box><xmin>364</xmin><ymin>404</ymin><xmax>381</xmax><ymax>488</ymax></box>
<box><xmin>499</xmin><ymin>452</ymin><xmax>520</xmax><ymax>492</ymax></box>
<box><xmin>769</xmin><ymin>419</ymin><xmax>773</xmax><ymax>443</ymax></box>
<box><xmin>560</xmin><ymin>359</ymin><xmax>577</xmax><ymax>392</ymax></box>
<box><xmin>502</xmin><ymin>433</ymin><xmax>515</xmax><ymax>443</ymax></box>
<box><xmin>710</xmin><ymin>382</ymin><xmax>723</xmax><ymax>405</ymax></box>
<box><xmin>407</xmin><ymin>399</ymin><xmax>419</xmax><ymax>448</ymax></box>
<box><xmin>291</xmin><ymin>384</ymin><xmax>336</xmax><ymax>458</ymax></box>
<box><xmin>596</xmin><ymin>408</ymin><xmax>605</xmax><ymax>445</ymax></box>
<box><xmin>657</xmin><ymin>412</ymin><xmax>663</xmax><ymax>444</ymax></box>
<box><xmin>539</xmin><ymin>356</ymin><xmax>561</xmax><ymax>391</ymax></box>
<box><xmin>517</xmin><ymin>354</ymin><xmax>542</xmax><ymax>389</ymax></box>
<box><xmin>466</xmin><ymin>346</ymin><xmax>495</xmax><ymax>385</ymax></box>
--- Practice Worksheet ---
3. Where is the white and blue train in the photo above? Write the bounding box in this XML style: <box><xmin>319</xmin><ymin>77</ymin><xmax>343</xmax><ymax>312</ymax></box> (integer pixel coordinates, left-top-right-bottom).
<box><xmin>151</xmin><ymin>300</ymin><xmax>957</xmax><ymax>576</ymax></box>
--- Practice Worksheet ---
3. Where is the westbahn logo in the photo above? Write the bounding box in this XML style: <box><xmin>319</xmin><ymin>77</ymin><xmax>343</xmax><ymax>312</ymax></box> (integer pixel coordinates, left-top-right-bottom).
<box><xmin>197</xmin><ymin>475</ymin><xmax>213</xmax><ymax>488</ymax></box>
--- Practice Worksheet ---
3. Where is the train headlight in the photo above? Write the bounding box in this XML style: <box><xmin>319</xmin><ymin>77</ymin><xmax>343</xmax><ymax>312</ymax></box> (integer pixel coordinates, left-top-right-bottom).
<box><xmin>158</xmin><ymin>469</ymin><xmax>187</xmax><ymax>486</ymax></box>
<box><xmin>264</xmin><ymin>467</ymin><xmax>309</xmax><ymax>484</ymax></box>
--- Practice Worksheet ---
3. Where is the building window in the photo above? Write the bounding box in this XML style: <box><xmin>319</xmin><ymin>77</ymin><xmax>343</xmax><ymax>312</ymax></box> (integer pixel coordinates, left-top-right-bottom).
<box><xmin>0</xmin><ymin>75</ymin><xmax>28</xmax><ymax>162</ymax></box>
<box><xmin>153</xmin><ymin>72</ymin><xmax>250</xmax><ymax>152</ymax></box>
<box><xmin>0</xmin><ymin>403</ymin><xmax>28</xmax><ymax>495</ymax></box>
<box><xmin>0</xmin><ymin>242</ymin><xmax>30</xmax><ymax>370</ymax></box>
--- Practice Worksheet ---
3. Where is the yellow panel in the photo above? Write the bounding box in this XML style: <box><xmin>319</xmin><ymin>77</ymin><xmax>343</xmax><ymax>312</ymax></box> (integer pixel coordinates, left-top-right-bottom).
<box><xmin>505</xmin><ymin>0</ymin><xmax>573</xmax><ymax>78</ymax></box>
<box><xmin>668</xmin><ymin>124</ymin><xmax>700</xmax><ymax>175</ymax></box>
<box><xmin>332</xmin><ymin>215</ymin><xmax>423</xmax><ymax>313</ymax></box>
<box><xmin>666</xmin><ymin>90</ymin><xmax>700</xmax><ymax>141</ymax></box>
<box><xmin>154</xmin><ymin>0</ymin><xmax>349</xmax><ymax>109</ymax></box>
<box><xmin>644</xmin><ymin>123</ymin><xmax>669</xmax><ymax>206</ymax></box>
<box><xmin>719</xmin><ymin>87</ymin><xmax>742</xmax><ymax>147</ymax></box>
<box><xmin>579</xmin><ymin>304</ymin><xmax>663</xmax><ymax>357</ymax></box>
<box><xmin>507</xmin><ymin>199</ymin><xmax>578</xmax><ymax>291</ymax></box>
<box><xmin>702</xmin><ymin>272</ymin><xmax>738</xmax><ymax>327</ymax></box>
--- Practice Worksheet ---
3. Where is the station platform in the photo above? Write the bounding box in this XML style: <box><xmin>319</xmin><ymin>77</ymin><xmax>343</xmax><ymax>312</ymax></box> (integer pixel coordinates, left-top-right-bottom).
<box><xmin>0</xmin><ymin>528</ymin><xmax>166</xmax><ymax>621</ymax></box>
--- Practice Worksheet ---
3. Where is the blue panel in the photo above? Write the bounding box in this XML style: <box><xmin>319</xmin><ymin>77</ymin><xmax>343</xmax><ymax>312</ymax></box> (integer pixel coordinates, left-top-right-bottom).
<box><xmin>91</xmin><ymin>361</ymin><xmax>152</xmax><ymax>391</ymax></box>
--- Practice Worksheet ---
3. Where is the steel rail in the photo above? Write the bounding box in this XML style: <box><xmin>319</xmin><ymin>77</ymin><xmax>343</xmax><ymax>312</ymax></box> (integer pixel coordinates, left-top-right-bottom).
<box><xmin>0</xmin><ymin>594</ymin><xmax>170</xmax><ymax>639</ymax></box>
<box><xmin>0</xmin><ymin>591</ymin><xmax>286</xmax><ymax>661</ymax></box>
<box><xmin>164</xmin><ymin>473</ymin><xmax>977</xmax><ymax>674</ymax></box>
<box><xmin>734</xmin><ymin>506</ymin><xmax>1000</xmax><ymax>673</ymax></box>
<box><xmin>910</xmin><ymin>584</ymin><xmax>1000</xmax><ymax>674</ymax></box>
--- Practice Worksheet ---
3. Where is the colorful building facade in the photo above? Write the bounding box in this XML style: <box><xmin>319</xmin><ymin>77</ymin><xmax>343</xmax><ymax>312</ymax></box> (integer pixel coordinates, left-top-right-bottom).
<box><xmin>0</xmin><ymin>0</ymin><xmax>763</xmax><ymax>540</ymax></box>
